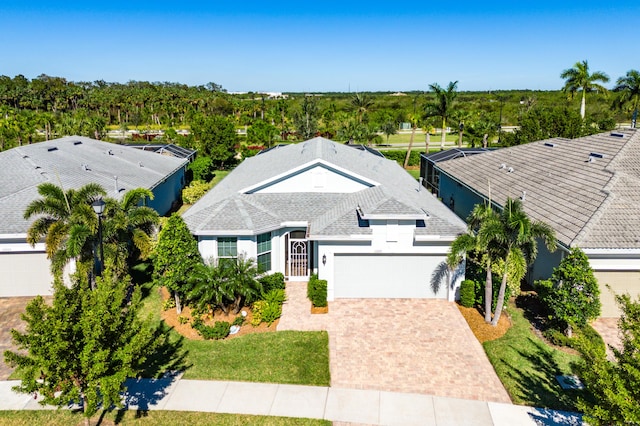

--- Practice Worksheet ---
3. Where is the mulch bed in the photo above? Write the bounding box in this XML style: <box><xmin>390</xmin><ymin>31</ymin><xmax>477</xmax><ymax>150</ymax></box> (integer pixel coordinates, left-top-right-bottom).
<box><xmin>457</xmin><ymin>304</ymin><xmax>511</xmax><ymax>343</ymax></box>
<box><xmin>159</xmin><ymin>287</ymin><xmax>278</xmax><ymax>340</ymax></box>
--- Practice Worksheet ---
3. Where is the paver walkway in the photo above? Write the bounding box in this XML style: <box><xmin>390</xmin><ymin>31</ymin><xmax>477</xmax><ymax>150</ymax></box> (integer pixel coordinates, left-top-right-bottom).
<box><xmin>592</xmin><ymin>318</ymin><xmax>622</xmax><ymax>361</ymax></box>
<box><xmin>278</xmin><ymin>282</ymin><xmax>511</xmax><ymax>403</ymax></box>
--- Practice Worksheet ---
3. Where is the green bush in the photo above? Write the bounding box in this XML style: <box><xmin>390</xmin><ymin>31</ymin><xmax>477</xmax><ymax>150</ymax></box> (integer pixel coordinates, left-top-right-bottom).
<box><xmin>381</xmin><ymin>150</ymin><xmax>421</xmax><ymax>167</ymax></box>
<box><xmin>259</xmin><ymin>272</ymin><xmax>286</xmax><ymax>294</ymax></box>
<box><xmin>177</xmin><ymin>315</ymin><xmax>188</xmax><ymax>325</ymax></box>
<box><xmin>194</xmin><ymin>321</ymin><xmax>231</xmax><ymax>340</ymax></box>
<box><xmin>232</xmin><ymin>315</ymin><xmax>245</xmax><ymax>327</ymax></box>
<box><xmin>262</xmin><ymin>302</ymin><xmax>282</xmax><ymax>325</ymax></box>
<box><xmin>182</xmin><ymin>180</ymin><xmax>212</xmax><ymax>204</ymax></box>
<box><xmin>263</xmin><ymin>288</ymin><xmax>286</xmax><ymax>305</ymax></box>
<box><xmin>307</xmin><ymin>275</ymin><xmax>327</xmax><ymax>308</ymax></box>
<box><xmin>188</xmin><ymin>156</ymin><xmax>215</xmax><ymax>181</ymax></box>
<box><xmin>459</xmin><ymin>279</ymin><xmax>476</xmax><ymax>308</ymax></box>
<box><xmin>251</xmin><ymin>301</ymin><xmax>266</xmax><ymax>326</ymax></box>
<box><xmin>162</xmin><ymin>298</ymin><xmax>176</xmax><ymax>311</ymax></box>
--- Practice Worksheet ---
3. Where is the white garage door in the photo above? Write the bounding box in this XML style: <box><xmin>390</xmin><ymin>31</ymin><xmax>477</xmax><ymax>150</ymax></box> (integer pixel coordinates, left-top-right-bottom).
<box><xmin>333</xmin><ymin>253</ymin><xmax>449</xmax><ymax>299</ymax></box>
<box><xmin>0</xmin><ymin>253</ymin><xmax>54</xmax><ymax>297</ymax></box>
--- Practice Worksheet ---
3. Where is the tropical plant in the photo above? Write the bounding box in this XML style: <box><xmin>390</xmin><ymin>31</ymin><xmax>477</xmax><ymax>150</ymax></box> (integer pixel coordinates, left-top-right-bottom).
<box><xmin>613</xmin><ymin>69</ymin><xmax>640</xmax><ymax>128</ymax></box>
<box><xmin>187</xmin><ymin>260</ymin><xmax>230</xmax><ymax>316</ymax></box>
<box><xmin>3</xmin><ymin>267</ymin><xmax>165</xmax><ymax>426</ymax></box>
<box><xmin>479</xmin><ymin>198</ymin><xmax>557</xmax><ymax>325</ymax></box>
<box><xmin>560</xmin><ymin>60</ymin><xmax>610</xmax><ymax>119</ymax></box>
<box><xmin>537</xmin><ymin>248</ymin><xmax>601</xmax><ymax>337</ymax></box>
<box><xmin>573</xmin><ymin>293</ymin><xmax>640</xmax><ymax>425</ymax></box>
<box><xmin>152</xmin><ymin>214</ymin><xmax>203</xmax><ymax>314</ymax></box>
<box><xmin>293</xmin><ymin>96</ymin><xmax>319</xmax><ymax>140</ymax></box>
<box><xmin>425</xmin><ymin>81</ymin><xmax>458</xmax><ymax>149</ymax></box>
<box><xmin>220</xmin><ymin>255</ymin><xmax>263</xmax><ymax>314</ymax></box>
<box><xmin>24</xmin><ymin>182</ymin><xmax>106</xmax><ymax>277</ymax></box>
<box><xmin>350</xmin><ymin>92</ymin><xmax>374</xmax><ymax>123</ymax></box>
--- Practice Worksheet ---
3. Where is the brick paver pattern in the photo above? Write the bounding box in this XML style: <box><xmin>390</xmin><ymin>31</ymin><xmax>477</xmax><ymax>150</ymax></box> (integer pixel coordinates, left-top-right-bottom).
<box><xmin>592</xmin><ymin>317</ymin><xmax>622</xmax><ymax>361</ymax></box>
<box><xmin>278</xmin><ymin>282</ymin><xmax>511</xmax><ymax>403</ymax></box>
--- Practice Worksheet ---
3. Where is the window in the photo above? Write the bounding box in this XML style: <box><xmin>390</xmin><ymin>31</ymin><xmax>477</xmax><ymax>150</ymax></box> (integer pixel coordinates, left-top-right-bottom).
<box><xmin>218</xmin><ymin>237</ymin><xmax>237</xmax><ymax>261</ymax></box>
<box><xmin>257</xmin><ymin>232</ymin><xmax>271</xmax><ymax>273</ymax></box>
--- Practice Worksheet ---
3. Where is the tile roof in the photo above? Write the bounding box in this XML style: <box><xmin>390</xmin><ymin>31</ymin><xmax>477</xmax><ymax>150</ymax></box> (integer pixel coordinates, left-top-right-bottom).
<box><xmin>436</xmin><ymin>129</ymin><xmax>640</xmax><ymax>249</ymax></box>
<box><xmin>0</xmin><ymin>136</ymin><xmax>188</xmax><ymax>235</ymax></box>
<box><xmin>183</xmin><ymin>137</ymin><xmax>466</xmax><ymax>239</ymax></box>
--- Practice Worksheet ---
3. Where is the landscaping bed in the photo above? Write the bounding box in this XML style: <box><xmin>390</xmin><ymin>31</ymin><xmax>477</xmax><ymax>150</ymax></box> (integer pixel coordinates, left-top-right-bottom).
<box><xmin>457</xmin><ymin>304</ymin><xmax>510</xmax><ymax>343</ymax></box>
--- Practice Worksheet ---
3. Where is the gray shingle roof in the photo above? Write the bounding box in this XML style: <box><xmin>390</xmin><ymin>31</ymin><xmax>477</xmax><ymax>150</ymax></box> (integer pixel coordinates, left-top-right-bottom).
<box><xmin>0</xmin><ymin>136</ymin><xmax>188</xmax><ymax>235</ymax></box>
<box><xmin>436</xmin><ymin>129</ymin><xmax>640</xmax><ymax>249</ymax></box>
<box><xmin>183</xmin><ymin>137</ymin><xmax>466</xmax><ymax>239</ymax></box>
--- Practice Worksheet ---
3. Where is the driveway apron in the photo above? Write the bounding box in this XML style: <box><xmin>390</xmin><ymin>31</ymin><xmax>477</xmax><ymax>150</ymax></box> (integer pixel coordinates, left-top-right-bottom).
<box><xmin>278</xmin><ymin>281</ymin><xmax>511</xmax><ymax>403</ymax></box>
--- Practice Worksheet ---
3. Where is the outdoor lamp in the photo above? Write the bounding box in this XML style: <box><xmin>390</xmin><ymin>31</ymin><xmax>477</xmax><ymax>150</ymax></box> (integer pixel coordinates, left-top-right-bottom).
<box><xmin>91</xmin><ymin>198</ymin><xmax>106</xmax><ymax>280</ymax></box>
<box><xmin>91</xmin><ymin>198</ymin><xmax>106</xmax><ymax>216</ymax></box>
<box><xmin>322</xmin><ymin>254</ymin><xmax>327</xmax><ymax>265</ymax></box>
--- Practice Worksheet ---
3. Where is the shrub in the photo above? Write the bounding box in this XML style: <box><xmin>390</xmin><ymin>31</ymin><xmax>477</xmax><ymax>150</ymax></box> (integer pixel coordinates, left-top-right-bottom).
<box><xmin>232</xmin><ymin>315</ymin><xmax>245</xmax><ymax>327</ymax></box>
<box><xmin>194</xmin><ymin>321</ymin><xmax>231</xmax><ymax>340</ymax></box>
<box><xmin>251</xmin><ymin>301</ymin><xmax>266</xmax><ymax>326</ymax></box>
<box><xmin>188</xmin><ymin>156</ymin><xmax>215</xmax><ymax>181</ymax></box>
<box><xmin>459</xmin><ymin>279</ymin><xmax>476</xmax><ymax>308</ymax></box>
<box><xmin>190</xmin><ymin>315</ymin><xmax>204</xmax><ymax>329</ymax></box>
<box><xmin>259</xmin><ymin>272</ymin><xmax>286</xmax><ymax>294</ymax></box>
<box><xmin>263</xmin><ymin>288</ymin><xmax>286</xmax><ymax>305</ymax></box>
<box><xmin>162</xmin><ymin>297</ymin><xmax>176</xmax><ymax>311</ymax></box>
<box><xmin>307</xmin><ymin>275</ymin><xmax>327</xmax><ymax>308</ymax></box>
<box><xmin>262</xmin><ymin>302</ymin><xmax>282</xmax><ymax>325</ymax></box>
<box><xmin>381</xmin><ymin>150</ymin><xmax>421</xmax><ymax>167</ymax></box>
<box><xmin>177</xmin><ymin>315</ymin><xmax>188</xmax><ymax>325</ymax></box>
<box><xmin>182</xmin><ymin>180</ymin><xmax>212</xmax><ymax>204</ymax></box>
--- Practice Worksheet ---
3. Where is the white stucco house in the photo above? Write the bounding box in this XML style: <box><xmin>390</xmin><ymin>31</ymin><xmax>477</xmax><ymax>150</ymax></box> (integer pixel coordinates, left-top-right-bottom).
<box><xmin>183</xmin><ymin>137</ymin><xmax>467</xmax><ymax>301</ymax></box>
<box><xmin>0</xmin><ymin>136</ymin><xmax>189</xmax><ymax>297</ymax></box>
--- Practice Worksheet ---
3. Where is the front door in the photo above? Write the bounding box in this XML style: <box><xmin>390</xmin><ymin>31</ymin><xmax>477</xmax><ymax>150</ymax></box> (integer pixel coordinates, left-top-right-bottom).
<box><xmin>287</xmin><ymin>230</ymin><xmax>308</xmax><ymax>279</ymax></box>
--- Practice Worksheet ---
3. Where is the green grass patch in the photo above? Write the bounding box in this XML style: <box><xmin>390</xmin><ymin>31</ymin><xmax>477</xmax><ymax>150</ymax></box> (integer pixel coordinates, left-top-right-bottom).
<box><xmin>405</xmin><ymin>169</ymin><xmax>421</xmax><ymax>179</ymax></box>
<box><xmin>483</xmin><ymin>298</ymin><xmax>583</xmax><ymax>411</ymax></box>
<box><xmin>0</xmin><ymin>410</ymin><xmax>330</xmax><ymax>425</ymax></box>
<box><xmin>139</xmin><ymin>284</ymin><xmax>330</xmax><ymax>386</ymax></box>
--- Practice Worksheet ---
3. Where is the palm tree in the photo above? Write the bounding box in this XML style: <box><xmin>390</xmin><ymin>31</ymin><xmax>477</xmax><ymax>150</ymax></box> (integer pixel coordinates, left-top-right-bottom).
<box><xmin>560</xmin><ymin>60</ymin><xmax>610</xmax><ymax>120</ymax></box>
<box><xmin>350</xmin><ymin>93</ymin><xmax>373</xmax><ymax>123</ymax></box>
<box><xmin>425</xmin><ymin>81</ymin><xmax>458</xmax><ymax>149</ymax></box>
<box><xmin>222</xmin><ymin>255</ymin><xmax>263</xmax><ymax>314</ymax></box>
<box><xmin>188</xmin><ymin>260</ymin><xmax>229</xmax><ymax>316</ymax></box>
<box><xmin>24</xmin><ymin>183</ymin><xmax>106</xmax><ymax>276</ymax></box>
<box><xmin>479</xmin><ymin>198</ymin><xmax>557</xmax><ymax>326</ymax></box>
<box><xmin>613</xmin><ymin>69</ymin><xmax>640</xmax><ymax>128</ymax></box>
<box><xmin>448</xmin><ymin>202</ymin><xmax>499</xmax><ymax>323</ymax></box>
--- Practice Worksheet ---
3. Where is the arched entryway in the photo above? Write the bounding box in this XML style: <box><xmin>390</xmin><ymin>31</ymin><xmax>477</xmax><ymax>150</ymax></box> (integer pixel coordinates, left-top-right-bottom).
<box><xmin>285</xmin><ymin>230</ymin><xmax>310</xmax><ymax>279</ymax></box>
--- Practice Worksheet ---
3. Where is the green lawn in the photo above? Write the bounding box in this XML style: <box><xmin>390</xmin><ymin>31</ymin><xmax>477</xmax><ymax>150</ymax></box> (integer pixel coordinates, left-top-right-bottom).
<box><xmin>483</xmin><ymin>297</ymin><xmax>583</xmax><ymax>411</ymax></box>
<box><xmin>384</xmin><ymin>131</ymin><xmax>459</xmax><ymax>145</ymax></box>
<box><xmin>0</xmin><ymin>410</ymin><xmax>330</xmax><ymax>426</ymax></box>
<box><xmin>139</xmin><ymin>283</ymin><xmax>330</xmax><ymax>386</ymax></box>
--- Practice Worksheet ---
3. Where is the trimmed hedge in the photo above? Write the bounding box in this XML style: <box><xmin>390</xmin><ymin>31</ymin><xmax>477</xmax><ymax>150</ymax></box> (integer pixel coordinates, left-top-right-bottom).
<box><xmin>307</xmin><ymin>274</ymin><xmax>327</xmax><ymax>308</ymax></box>
<box><xmin>459</xmin><ymin>279</ymin><xmax>476</xmax><ymax>308</ymax></box>
<box><xmin>182</xmin><ymin>180</ymin><xmax>212</xmax><ymax>204</ymax></box>
<box><xmin>381</xmin><ymin>150</ymin><xmax>421</xmax><ymax>167</ymax></box>
<box><xmin>259</xmin><ymin>272</ymin><xmax>286</xmax><ymax>294</ymax></box>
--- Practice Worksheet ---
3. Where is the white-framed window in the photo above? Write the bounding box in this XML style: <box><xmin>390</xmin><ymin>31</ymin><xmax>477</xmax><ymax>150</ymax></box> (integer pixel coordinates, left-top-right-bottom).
<box><xmin>257</xmin><ymin>232</ymin><xmax>271</xmax><ymax>273</ymax></box>
<box><xmin>217</xmin><ymin>237</ymin><xmax>237</xmax><ymax>266</ymax></box>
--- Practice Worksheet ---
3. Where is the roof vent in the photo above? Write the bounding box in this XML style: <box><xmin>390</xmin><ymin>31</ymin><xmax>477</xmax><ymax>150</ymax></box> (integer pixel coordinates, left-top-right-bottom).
<box><xmin>543</xmin><ymin>142</ymin><xmax>556</xmax><ymax>147</ymax></box>
<box><xmin>82</xmin><ymin>163</ymin><xmax>90</xmax><ymax>171</ymax></box>
<box><xmin>610</xmin><ymin>132</ymin><xmax>625</xmax><ymax>138</ymax></box>
<box><xmin>499</xmin><ymin>163</ymin><xmax>506</xmax><ymax>169</ymax></box>
<box><xmin>47</xmin><ymin>147</ymin><xmax>58</xmax><ymax>152</ymax></box>
<box><xmin>138</xmin><ymin>161</ymin><xmax>143</xmax><ymax>167</ymax></box>
<box><xmin>589</xmin><ymin>152</ymin><xmax>605</xmax><ymax>159</ymax></box>
<box><xmin>507</xmin><ymin>167</ymin><xmax>514</xmax><ymax>173</ymax></box>
<box><xmin>107</xmin><ymin>149</ymin><xmax>114</xmax><ymax>155</ymax></box>
<box><xmin>520</xmin><ymin>190</ymin><xmax>526</xmax><ymax>201</ymax></box>
<box><xmin>73</xmin><ymin>140</ymin><xmax>82</xmax><ymax>145</ymax></box>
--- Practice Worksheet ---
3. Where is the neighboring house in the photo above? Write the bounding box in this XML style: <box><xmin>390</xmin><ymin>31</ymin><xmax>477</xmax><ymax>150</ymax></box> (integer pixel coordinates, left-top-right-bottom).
<box><xmin>183</xmin><ymin>137</ymin><xmax>467</xmax><ymax>301</ymax></box>
<box><xmin>0</xmin><ymin>136</ymin><xmax>189</xmax><ymax>297</ymax></box>
<box><xmin>434</xmin><ymin>129</ymin><xmax>640</xmax><ymax>317</ymax></box>
<box><xmin>420</xmin><ymin>147</ymin><xmax>494</xmax><ymax>195</ymax></box>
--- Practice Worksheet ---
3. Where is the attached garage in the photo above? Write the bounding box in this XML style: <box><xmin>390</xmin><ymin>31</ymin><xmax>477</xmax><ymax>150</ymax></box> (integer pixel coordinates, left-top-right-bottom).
<box><xmin>594</xmin><ymin>271</ymin><xmax>640</xmax><ymax>317</ymax></box>
<box><xmin>333</xmin><ymin>253</ymin><xmax>451</xmax><ymax>299</ymax></box>
<box><xmin>0</xmin><ymin>252</ymin><xmax>53</xmax><ymax>297</ymax></box>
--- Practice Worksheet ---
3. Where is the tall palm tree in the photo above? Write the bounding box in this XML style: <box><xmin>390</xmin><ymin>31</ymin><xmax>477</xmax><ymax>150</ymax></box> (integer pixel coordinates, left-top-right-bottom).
<box><xmin>25</xmin><ymin>183</ymin><xmax>106</xmax><ymax>276</ymax></box>
<box><xmin>350</xmin><ymin>92</ymin><xmax>373</xmax><ymax>123</ymax></box>
<box><xmin>479</xmin><ymin>198</ymin><xmax>557</xmax><ymax>326</ymax></box>
<box><xmin>613</xmin><ymin>69</ymin><xmax>640</xmax><ymax>128</ymax></box>
<box><xmin>425</xmin><ymin>81</ymin><xmax>458</xmax><ymax>149</ymax></box>
<box><xmin>448</xmin><ymin>202</ymin><xmax>499</xmax><ymax>323</ymax></box>
<box><xmin>560</xmin><ymin>60</ymin><xmax>610</xmax><ymax>120</ymax></box>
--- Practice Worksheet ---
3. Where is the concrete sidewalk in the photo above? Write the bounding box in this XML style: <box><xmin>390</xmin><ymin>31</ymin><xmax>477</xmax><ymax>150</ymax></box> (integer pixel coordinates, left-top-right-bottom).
<box><xmin>0</xmin><ymin>378</ymin><xmax>583</xmax><ymax>425</ymax></box>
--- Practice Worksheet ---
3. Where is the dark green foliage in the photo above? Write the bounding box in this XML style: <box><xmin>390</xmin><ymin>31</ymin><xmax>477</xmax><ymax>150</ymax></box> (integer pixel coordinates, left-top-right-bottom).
<box><xmin>543</xmin><ymin>324</ymin><xmax>604</xmax><ymax>349</ymax></box>
<box><xmin>194</xmin><ymin>321</ymin><xmax>231</xmax><ymax>340</ymax></box>
<box><xmin>261</xmin><ymin>302</ymin><xmax>282</xmax><ymax>325</ymax></box>
<box><xmin>502</xmin><ymin>106</ymin><xmax>586</xmax><ymax>146</ymax></box>
<box><xmin>381</xmin><ymin>150</ymin><xmax>421</xmax><ymax>167</ymax></box>
<box><xmin>3</xmin><ymin>268</ymin><xmax>168</xmax><ymax>421</ymax></box>
<box><xmin>247</xmin><ymin>120</ymin><xmax>278</xmax><ymax>147</ymax></box>
<box><xmin>459</xmin><ymin>279</ymin><xmax>476</xmax><ymax>307</ymax></box>
<box><xmin>293</xmin><ymin>96</ymin><xmax>319</xmax><ymax>140</ymax></box>
<box><xmin>259</xmin><ymin>272</ymin><xmax>286</xmax><ymax>294</ymax></box>
<box><xmin>537</xmin><ymin>248</ymin><xmax>601</xmax><ymax>334</ymax></box>
<box><xmin>188</xmin><ymin>156</ymin><xmax>215</xmax><ymax>182</ymax></box>
<box><xmin>190</xmin><ymin>115</ymin><xmax>237</xmax><ymax>168</ymax></box>
<box><xmin>152</xmin><ymin>214</ymin><xmax>203</xmax><ymax>314</ymax></box>
<box><xmin>263</xmin><ymin>288</ymin><xmax>286</xmax><ymax>306</ymax></box>
<box><xmin>232</xmin><ymin>315</ymin><xmax>245</xmax><ymax>327</ymax></box>
<box><xmin>573</xmin><ymin>293</ymin><xmax>640</xmax><ymax>425</ymax></box>
<box><xmin>307</xmin><ymin>275</ymin><xmax>328</xmax><ymax>308</ymax></box>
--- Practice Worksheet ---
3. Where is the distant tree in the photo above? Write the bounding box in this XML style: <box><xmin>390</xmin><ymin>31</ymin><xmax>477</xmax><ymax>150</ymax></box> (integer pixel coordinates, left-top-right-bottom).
<box><xmin>561</xmin><ymin>60</ymin><xmax>610</xmax><ymax>119</ymax></box>
<box><xmin>380</xmin><ymin>121</ymin><xmax>397</xmax><ymax>144</ymax></box>
<box><xmin>537</xmin><ymin>247</ymin><xmax>601</xmax><ymax>337</ymax></box>
<box><xmin>502</xmin><ymin>106</ymin><xmax>584</xmax><ymax>146</ymax></box>
<box><xmin>247</xmin><ymin>119</ymin><xmax>278</xmax><ymax>147</ymax></box>
<box><xmin>4</xmin><ymin>268</ymin><xmax>162</xmax><ymax>426</ymax></box>
<box><xmin>574</xmin><ymin>293</ymin><xmax>640</xmax><ymax>425</ymax></box>
<box><xmin>613</xmin><ymin>69</ymin><xmax>640</xmax><ymax>128</ymax></box>
<box><xmin>293</xmin><ymin>96</ymin><xmax>319</xmax><ymax>140</ymax></box>
<box><xmin>190</xmin><ymin>115</ymin><xmax>237</xmax><ymax>168</ymax></box>
<box><xmin>188</xmin><ymin>156</ymin><xmax>215</xmax><ymax>182</ymax></box>
<box><xmin>350</xmin><ymin>93</ymin><xmax>374</xmax><ymax>123</ymax></box>
<box><xmin>425</xmin><ymin>81</ymin><xmax>458</xmax><ymax>149</ymax></box>
<box><xmin>152</xmin><ymin>214</ymin><xmax>203</xmax><ymax>314</ymax></box>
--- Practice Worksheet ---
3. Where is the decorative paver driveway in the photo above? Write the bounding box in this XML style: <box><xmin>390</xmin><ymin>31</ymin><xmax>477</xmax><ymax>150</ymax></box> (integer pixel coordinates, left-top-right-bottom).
<box><xmin>278</xmin><ymin>282</ymin><xmax>511</xmax><ymax>403</ymax></box>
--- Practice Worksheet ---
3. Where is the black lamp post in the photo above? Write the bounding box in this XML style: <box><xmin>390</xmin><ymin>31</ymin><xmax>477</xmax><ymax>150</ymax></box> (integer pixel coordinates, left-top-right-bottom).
<box><xmin>91</xmin><ymin>199</ymin><xmax>106</xmax><ymax>279</ymax></box>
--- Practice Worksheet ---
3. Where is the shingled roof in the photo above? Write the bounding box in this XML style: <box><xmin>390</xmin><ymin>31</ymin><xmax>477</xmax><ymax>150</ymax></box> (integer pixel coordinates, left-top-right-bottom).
<box><xmin>183</xmin><ymin>137</ymin><xmax>466</xmax><ymax>239</ymax></box>
<box><xmin>436</xmin><ymin>129</ymin><xmax>640</xmax><ymax>250</ymax></box>
<box><xmin>0</xmin><ymin>136</ymin><xmax>188</xmax><ymax>235</ymax></box>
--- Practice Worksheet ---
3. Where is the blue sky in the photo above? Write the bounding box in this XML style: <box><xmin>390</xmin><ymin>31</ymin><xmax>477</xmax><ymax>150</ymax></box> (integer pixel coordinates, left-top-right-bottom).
<box><xmin>1</xmin><ymin>1</ymin><xmax>638</xmax><ymax>92</ymax></box>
